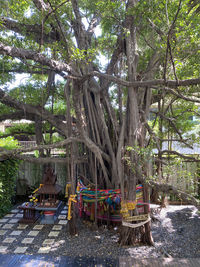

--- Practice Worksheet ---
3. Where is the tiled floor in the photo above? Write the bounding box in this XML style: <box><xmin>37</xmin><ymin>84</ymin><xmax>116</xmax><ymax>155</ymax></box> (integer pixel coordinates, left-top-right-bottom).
<box><xmin>0</xmin><ymin>203</ymin><xmax>68</xmax><ymax>254</ymax></box>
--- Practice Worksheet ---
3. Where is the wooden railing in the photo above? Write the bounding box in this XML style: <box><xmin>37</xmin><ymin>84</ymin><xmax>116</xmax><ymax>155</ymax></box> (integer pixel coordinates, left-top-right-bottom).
<box><xmin>18</xmin><ymin>141</ymin><xmax>37</xmax><ymax>148</ymax></box>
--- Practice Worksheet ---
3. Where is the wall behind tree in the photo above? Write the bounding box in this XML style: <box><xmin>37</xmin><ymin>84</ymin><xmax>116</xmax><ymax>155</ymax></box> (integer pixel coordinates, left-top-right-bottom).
<box><xmin>16</xmin><ymin>161</ymin><xmax>68</xmax><ymax>196</ymax></box>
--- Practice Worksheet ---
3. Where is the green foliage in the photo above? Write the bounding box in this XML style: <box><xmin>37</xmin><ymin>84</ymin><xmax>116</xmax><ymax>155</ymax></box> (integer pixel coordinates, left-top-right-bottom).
<box><xmin>51</xmin><ymin>101</ymin><xmax>66</xmax><ymax>115</ymax></box>
<box><xmin>97</xmin><ymin>34</ymin><xmax>118</xmax><ymax>59</ymax></box>
<box><xmin>1</xmin><ymin>0</ymin><xmax>200</xmax><ymax>197</ymax></box>
<box><xmin>0</xmin><ymin>103</ymin><xmax>16</xmax><ymax>117</ymax></box>
<box><xmin>0</xmin><ymin>136</ymin><xmax>19</xmax><ymax>150</ymax></box>
<box><xmin>95</xmin><ymin>0</ymin><xmax>125</xmax><ymax>34</ymax></box>
<box><xmin>0</xmin><ymin>123</ymin><xmax>35</xmax><ymax>138</ymax></box>
<box><xmin>148</xmin><ymin>99</ymin><xmax>200</xmax><ymax>149</ymax></box>
<box><xmin>34</xmin><ymin>150</ymin><xmax>39</xmax><ymax>158</ymax></box>
<box><xmin>0</xmin><ymin>137</ymin><xmax>20</xmax><ymax>217</ymax></box>
<box><xmin>9</xmin><ymin>84</ymin><xmax>45</xmax><ymax>105</ymax></box>
<box><xmin>125</xmin><ymin>145</ymin><xmax>153</xmax><ymax>169</ymax></box>
<box><xmin>71</xmin><ymin>47</ymin><xmax>96</xmax><ymax>65</ymax></box>
<box><xmin>0</xmin><ymin>56</ymin><xmax>15</xmax><ymax>84</ymax></box>
<box><xmin>0</xmin><ymin>159</ymin><xmax>20</xmax><ymax>218</ymax></box>
<box><xmin>162</xmin><ymin>157</ymin><xmax>197</xmax><ymax>196</ymax></box>
<box><xmin>43</xmin><ymin>133</ymin><xmax>64</xmax><ymax>144</ymax></box>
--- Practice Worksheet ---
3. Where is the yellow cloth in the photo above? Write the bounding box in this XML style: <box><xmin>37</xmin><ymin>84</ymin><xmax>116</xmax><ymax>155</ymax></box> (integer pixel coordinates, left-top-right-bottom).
<box><xmin>120</xmin><ymin>200</ymin><xmax>137</xmax><ymax>219</ymax></box>
<box><xmin>65</xmin><ymin>183</ymin><xmax>71</xmax><ymax>198</ymax></box>
<box><xmin>67</xmin><ymin>194</ymin><xmax>77</xmax><ymax>220</ymax></box>
<box><xmin>33</xmin><ymin>184</ymin><xmax>43</xmax><ymax>194</ymax></box>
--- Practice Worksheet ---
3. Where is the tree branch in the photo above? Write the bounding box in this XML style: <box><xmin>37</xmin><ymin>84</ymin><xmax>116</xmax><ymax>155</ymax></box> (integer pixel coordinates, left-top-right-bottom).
<box><xmin>32</xmin><ymin>0</ymin><xmax>51</xmax><ymax>11</ymax></box>
<box><xmin>45</xmin><ymin>0</ymin><xmax>69</xmax><ymax>51</ymax></box>
<box><xmin>142</xmin><ymin>176</ymin><xmax>200</xmax><ymax>207</ymax></box>
<box><xmin>0</xmin><ymin>88</ymin><xmax>67</xmax><ymax>135</ymax></box>
<box><xmin>1</xmin><ymin>17</ymin><xmax>60</xmax><ymax>44</ymax></box>
<box><xmin>0</xmin><ymin>110</ymin><xmax>65</xmax><ymax>123</ymax></box>
<box><xmin>43</xmin><ymin>0</ymin><xmax>69</xmax><ymax>23</ymax></box>
<box><xmin>0</xmin><ymin>42</ymin><xmax>76</xmax><ymax>75</ymax></box>
<box><xmin>1</xmin><ymin>41</ymin><xmax>200</xmax><ymax>96</ymax></box>
<box><xmin>160</xmin><ymin>150</ymin><xmax>200</xmax><ymax>161</ymax></box>
<box><xmin>152</xmin><ymin>111</ymin><xmax>192</xmax><ymax>148</ymax></box>
<box><xmin>81</xmin><ymin>71</ymin><xmax>200</xmax><ymax>88</ymax></box>
<box><xmin>147</xmin><ymin>18</ymin><xmax>164</xmax><ymax>39</ymax></box>
<box><xmin>16</xmin><ymin>154</ymin><xmax>87</xmax><ymax>164</ymax></box>
<box><xmin>163</xmin><ymin>0</ymin><xmax>182</xmax><ymax>81</ymax></box>
<box><xmin>1</xmin><ymin>41</ymin><xmax>200</xmax><ymax>89</ymax></box>
<box><xmin>0</xmin><ymin>111</ymin><xmax>35</xmax><ymax>122</ymax></box>
<box><xmin>163</xmin><ymin>87</ymin><xmax>200</xmax><ymax>103</ymax></box>
<box><xmin>87</xmin><ymin>16</ymin><xmax>100</xmax><ymax>35</ymax></box>
<box><xmin>0</xmin><ymin>68</ymin><xmax>49</xmax><ymax>75</ymax></box>
<box><xmin>0</xmin><ymin>136</ymin><xmax>83</xmax><ymax>159</ymax></box>
<box><xmin>0</xmin><ymin>131</ymin><xmax>34</xmax><ymax>139</ymax></box>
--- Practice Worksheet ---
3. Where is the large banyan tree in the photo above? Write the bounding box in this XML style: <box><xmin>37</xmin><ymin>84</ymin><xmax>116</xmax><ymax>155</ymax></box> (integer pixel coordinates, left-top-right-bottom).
<box><xmin>0</xmin><ymin>0</ymin><xmax>200</xmax><ymax>245</ymax></box>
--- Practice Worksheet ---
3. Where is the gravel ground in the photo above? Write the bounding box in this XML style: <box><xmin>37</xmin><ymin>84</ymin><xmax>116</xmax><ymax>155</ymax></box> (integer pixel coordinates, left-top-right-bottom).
<box><xmin>66</xmin><ymin>204</ymin><xmax>200</xmax><ymax>259</ymax></box>
<box><xmin>151</xmin><ymin>205</ymin><xmax>200</xmax><ymax>258</ymax></box>
<box><xmin>69</xmin><ymin>204</ymin><xmax>200</xmax><ymax>259</ymax></box>
<box><xmin>0</xmin><ymin>204</ymin><xmax>199</xmax><ymax>258</ymax></box>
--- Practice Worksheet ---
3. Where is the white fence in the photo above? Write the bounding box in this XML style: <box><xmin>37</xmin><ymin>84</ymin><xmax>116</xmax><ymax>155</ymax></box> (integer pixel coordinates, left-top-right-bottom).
<box><xmin>154</xmin><ymin>159</ymin><xmax>200</xmax><ymax>197</ymax></box>
<box><xmin>18</xmin><ymin>141</ymin><xmax>37</xmax><ymax>148</ymax></box>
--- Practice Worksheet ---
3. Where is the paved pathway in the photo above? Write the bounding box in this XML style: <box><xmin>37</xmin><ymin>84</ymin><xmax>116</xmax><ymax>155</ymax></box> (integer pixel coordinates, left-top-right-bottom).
<box><xmin>0</xmin><ymin>204</ymin><xmax>68</xmax><ymax>254</ymax></box>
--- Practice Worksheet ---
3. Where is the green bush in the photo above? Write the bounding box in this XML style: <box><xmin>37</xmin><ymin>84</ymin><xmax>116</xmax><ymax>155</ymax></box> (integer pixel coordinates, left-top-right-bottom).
<box><xmin>0</xmin><ymin>159</ymin><xmax>20</xmax><ymax>217</ymax></box>
<box><xmin>0</xmin><ymin>136</ymin><xmax>19</xmax><ymax>150</ymax></box>
<box><xmin>0</xmin><ymin>137</ymin><xmax>20</xmax><ymax>217</ymax></box>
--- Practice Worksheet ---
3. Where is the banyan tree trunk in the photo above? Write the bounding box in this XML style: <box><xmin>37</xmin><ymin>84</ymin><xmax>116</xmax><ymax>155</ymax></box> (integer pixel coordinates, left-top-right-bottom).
<box><xmin>65</xmin><ymin>82</ymin><xmax>77</xmax><ymax>236</ymax></box>
<box><xmin>141</xmin><ymin>185</ymin><xmax>154</xmax><ymax>245</ymax></box>
<box><xmin>68</xmin><ymin>142</ymin><xmax>77</xmax><ymax>236</ymax></box>
<box><xmin>119</xmin><ymin>181</ymin><xmax>153</xmax><ymax>246</ymax></box>
<box><xmin>119</xmin><ymin>0</ymin><xmax>153</xmax><ymax>246</ymax></box>
<box><xmin>68</xmin><ymin>209</ymin><xmax>77</xmax><ymax>236</ymax></box>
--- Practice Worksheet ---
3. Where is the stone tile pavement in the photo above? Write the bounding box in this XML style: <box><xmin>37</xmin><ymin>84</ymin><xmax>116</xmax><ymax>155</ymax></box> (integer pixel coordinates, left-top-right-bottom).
<box><xmin>0</xmin><ymin>204</ymin><xmax>68</xmax><ymax>255</ymax></box>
